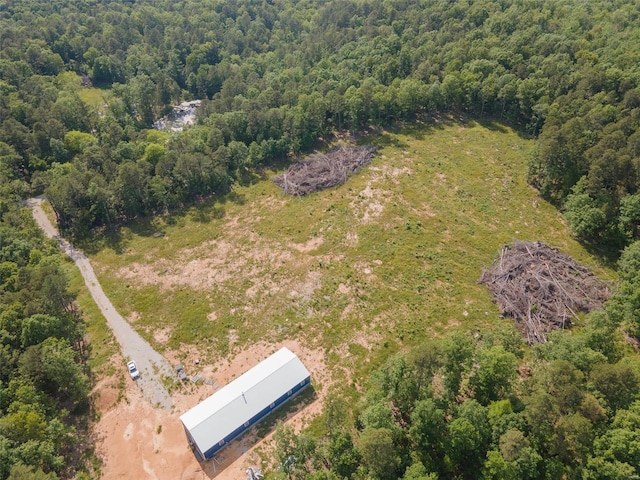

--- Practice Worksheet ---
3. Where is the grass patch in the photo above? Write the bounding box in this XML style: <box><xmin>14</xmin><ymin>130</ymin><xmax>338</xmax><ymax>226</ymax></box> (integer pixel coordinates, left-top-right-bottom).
<box><xmin>86</xmin><ymin>116</ymin><xmax>614</xmax><ymax>385</ymax></box>
<box><xmin>77</xmin><ymin>87</ymin><xmax>108</xmax><ymax>110</ymax></box>
<box><xmin>65</xmin><ymin>261</ymin><xmax>117</xmax><ymax>375</ymax></box>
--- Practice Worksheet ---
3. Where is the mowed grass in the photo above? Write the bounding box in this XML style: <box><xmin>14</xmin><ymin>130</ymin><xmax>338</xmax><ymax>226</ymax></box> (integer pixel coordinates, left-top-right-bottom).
<box><xmin>87</xmin><ymin>116</ymin><xmax>613</xmax><ymax>382</ymax></box>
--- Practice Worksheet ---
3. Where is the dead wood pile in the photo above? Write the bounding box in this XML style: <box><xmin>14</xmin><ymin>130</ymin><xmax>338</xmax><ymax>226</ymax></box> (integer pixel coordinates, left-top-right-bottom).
<box><xmin>479</xmin><ymin>241</ymin><xmax>610</xmax><ymax>344</ymax></box>
<box><xmin>274</xmin><ymin>146</ymin><xmax>377</xmax><ymax>195</ymax></box>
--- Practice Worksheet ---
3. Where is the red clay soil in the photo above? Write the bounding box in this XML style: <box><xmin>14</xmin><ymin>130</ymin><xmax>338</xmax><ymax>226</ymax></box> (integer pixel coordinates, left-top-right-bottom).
<box><xmin>92</xmin><ymin>341</ymin><xmax>328</xmax><ymax>480</ymax></box>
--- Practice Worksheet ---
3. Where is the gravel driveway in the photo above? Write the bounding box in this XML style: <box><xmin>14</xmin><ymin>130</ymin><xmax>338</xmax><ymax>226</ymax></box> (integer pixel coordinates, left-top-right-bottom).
<box><xmin>26</xmin><ymin>197</ymin><xmax>174</xmax><ymax>410</ymax></box>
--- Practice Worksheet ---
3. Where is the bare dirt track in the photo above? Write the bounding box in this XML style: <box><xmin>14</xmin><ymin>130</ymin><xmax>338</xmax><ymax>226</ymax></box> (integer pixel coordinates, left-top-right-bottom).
<box><xmin>26</xmin><ymin>196</ymin><xmax>174</xmax><ymax>409</ymax></box>
<box><xmin>25</xmin><ymin>198</ymin><xmax>326</xmax><ymax>479</ymax></box>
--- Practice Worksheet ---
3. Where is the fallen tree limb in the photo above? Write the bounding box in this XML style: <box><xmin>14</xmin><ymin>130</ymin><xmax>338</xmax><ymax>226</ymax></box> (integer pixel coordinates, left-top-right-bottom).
<box><xmin>479</xmin><ymin>241</ymin><xmax>610</xmax><ymax>343</ymax></box>
<box><xmin>274</xmin><ymin>145</ymin><xmax>377</xmax><ymax>196</ymax></box>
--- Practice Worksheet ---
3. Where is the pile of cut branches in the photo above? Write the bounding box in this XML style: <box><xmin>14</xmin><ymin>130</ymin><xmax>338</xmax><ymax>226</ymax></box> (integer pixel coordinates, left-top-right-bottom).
<box><xmin>479</xmin><ymin>241</ymin><xmax>610</xmax><ymax>343</ymax></box>
<box><xmin>274</xmin><ymin>146</ymin><xmax>377</xmax><ymax>195</ymax></box>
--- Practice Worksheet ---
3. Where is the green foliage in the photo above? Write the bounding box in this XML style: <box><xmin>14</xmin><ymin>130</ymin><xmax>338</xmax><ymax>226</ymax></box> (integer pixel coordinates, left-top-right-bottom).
<box><xmin>469</xmin><ymin>346</ymin><xmax>518</xmax><ymax>405</ymax></box>
<box><xmin>442</xmin><ymin>333</ymin><xmax>475</xmax><ymax>402</ymax></box>
<box><xmin>358</xmin><ymin>427</ymin><xmax>400</xmax><ymax>480</ymax></box>
<box><xmin>606</xmin><ymin>241</ymin><xmax>640</xmax><ymax>336</ymax></box>
<box><xmin>327</xmin><ymin>431</ymin><xmax>360</xmax><ymax>480</ymax></box>
<box><xmin>7</xmin><ymin>464</ymin><xmax>58</xmax><ymax>480</ymax></box>
<box><xmin>586</xmin><ymin>401</ymin><xmax>640</xmax><ymax>479</ymax></box>
<box><xmin>273</xmin><ymin>309</ymin><xmax>640</xmax><ymax>479</ymax></box>
<box><xmin>402</xmin><ymin>462</ymin><xmax>438</xmax><ymax>480</ymax></box>
<box><xmin>409</xmin><ymin>399</ymin><xmax>446</xmax><ymax>470</ymax></box>
<box><xmin>591</xmin><ymin>360</ymin><xmax>640</xmax><ymax>412</ymax></box>
<box><xmin>273</xmin><ymin>422</ymin><xmax>319</xmax><ymax>480</ymax></box>
<box><xmin>563</xmin><ymin>186</ymin><xmax>609</xmax><ymax>244</ymax></box>
<box><xmin>62</xmin><ymin>132</ymin><xmax>96</xmax><ymax>156</ymax></box>
<box><xmin>0</xmin><ymin>204</ymin><xmax>91</xmax><ymax>478</ymax></box>
<box><xmin>367</xmin><ymin>354</ymin><xmax>420</xmax><ymax>422</ymax></box>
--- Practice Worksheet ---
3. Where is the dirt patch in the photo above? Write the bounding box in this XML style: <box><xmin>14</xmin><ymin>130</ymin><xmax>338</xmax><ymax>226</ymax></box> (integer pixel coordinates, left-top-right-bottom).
<box><xmin>153</xmin><ymin>327</ymin><xmax>172</xmax><ymax>344</ymax></box>
<box><xmin>372</xmin><ymin>164</ymin><xmax>412</xmax><ymax>184</ymax></box>
<box><xmin>350</xmin><ymin>329</ymin><xmax>384</xmax><ymax>351</ymax></box>
<box><xmin>94</xmin><ymin>341</ymin><xmax>329</xmax><ymax>480</ymax></box>
<box><xmin>345</xmin><ymin>231</ymin><xmax>359</xmax><ymax>247</ymax></box>
<box><xmin>290</xmin><ymin>236</ymin><xmax>324</xmax><ymax>253</ymax></box>
<box><xmin>116</xmin><ymin>233</ymin><xmax>327</xmax><ymax>308</ymax></box>
<box><xmin>288</xmin><ymin>271</ymin><xmax>322</xmax><ymax>301</ymax></box>
<box><xmin>349</xmin><ymin>185</ymin><xmax>388</xmax><ymax>223</ymax></box>
<box><xmin>348</xmin><ymin>164</ymin><xmax>412</xmax><ymax>224</ymax></box>
<box><xmin>91</xmin><ymin>374</ymin><xmax>121</xmax><ymax>412</ymax></box>
<box><xmin>413</xmin><ymin>202</ymin><xmax>437</xmax><ymax>218</ymax></box>
<box><xmin>339</xmin><ymin>302</ymin><xmax>355</xmax><ymax>321</ymax></box>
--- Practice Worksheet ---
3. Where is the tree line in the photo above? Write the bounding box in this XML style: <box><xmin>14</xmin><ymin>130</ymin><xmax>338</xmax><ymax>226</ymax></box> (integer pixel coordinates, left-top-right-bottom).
<box><xmin>0</xmin><ymin>0</ymin><xmax>639</xmax><ymax>250</ymax></box>
<box><xmin>274</xmin><ymin>309</ymin><xmax>640</xmax><ymax>479</ymax></box>
<box><xmin>0</xmin><ymin>202</ymin><xmax>92</xmax><ymax>479</ymax></box>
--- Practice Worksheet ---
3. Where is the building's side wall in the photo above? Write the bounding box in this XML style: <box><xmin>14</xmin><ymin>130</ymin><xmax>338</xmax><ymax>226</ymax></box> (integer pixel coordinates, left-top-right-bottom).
<box><xmin>200</xmin><ymin>376</ymin><xmax>311</xmax><ymax>460</ymax></box>
<box><xmin>182</xmin><ymin>425</ymin><xmax>205</xmax><ymax>461</ymax></box>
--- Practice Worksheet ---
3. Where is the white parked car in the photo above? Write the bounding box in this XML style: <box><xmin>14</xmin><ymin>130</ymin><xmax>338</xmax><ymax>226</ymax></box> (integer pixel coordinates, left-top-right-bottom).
<box><xmin>127</xmin><ymin>360</ymin><xmax>140</xmax><ymax>380</ymax></box>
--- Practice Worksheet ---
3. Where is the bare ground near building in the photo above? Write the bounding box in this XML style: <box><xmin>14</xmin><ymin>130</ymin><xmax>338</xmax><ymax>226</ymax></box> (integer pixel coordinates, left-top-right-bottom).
<box><xmin>92</xmin><ymin>340</ymin><xmax>327</xmax><ymax>480</ymax></box>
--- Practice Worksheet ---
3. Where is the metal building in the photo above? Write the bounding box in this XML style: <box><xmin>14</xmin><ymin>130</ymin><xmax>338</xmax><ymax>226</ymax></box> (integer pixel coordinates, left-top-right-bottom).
<box><xmin>179</xmin><ymin>347</ymin><xmax>311</xmax><ymax>461</ymax></box>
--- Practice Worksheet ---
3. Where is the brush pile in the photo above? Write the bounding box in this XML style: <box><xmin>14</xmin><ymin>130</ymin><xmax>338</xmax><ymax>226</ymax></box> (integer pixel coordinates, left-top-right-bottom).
<box><xmin>479</xmin><ymin>241</ymin><xmax>610</xmax><ymax>343</ymax></box>
<box><xmin>275</xmin><ymin>146</ymin><xmax>377</xmax><ymax>195</ymax></box>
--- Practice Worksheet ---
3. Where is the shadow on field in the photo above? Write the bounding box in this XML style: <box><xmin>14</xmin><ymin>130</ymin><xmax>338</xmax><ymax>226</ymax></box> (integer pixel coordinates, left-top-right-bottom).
<box><xmin>84</xmin><ymin>186</ymin><xmax>255</xmax><ymax>254</ymax></box>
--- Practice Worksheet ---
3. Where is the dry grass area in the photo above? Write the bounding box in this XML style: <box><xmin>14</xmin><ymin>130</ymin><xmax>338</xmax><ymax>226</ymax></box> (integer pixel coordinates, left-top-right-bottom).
<box><xmin>79</xmin><ymin>117</ymin><xmax>613</xmax><ymax>479</ymax></box>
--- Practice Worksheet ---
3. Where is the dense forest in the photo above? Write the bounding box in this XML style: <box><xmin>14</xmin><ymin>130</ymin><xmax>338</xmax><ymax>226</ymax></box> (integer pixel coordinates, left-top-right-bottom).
<box><xmin>272</xmin><ymin>303</ymin><xmax>640</xmax><ymax>479</ymax></box>
<box><xmin>3</xmin><ymin>0</ymin><xmax>640</xmax><ymax>478</ymax></box>
<box><xmin>0</xmin><ymin>0</ymin><xmax>639</xmax><ymax>250</ymax></box>
<box><xmin>0</xmin><ymin>204</ymin><xmax>92</xmax><ymax>479</ymax></box>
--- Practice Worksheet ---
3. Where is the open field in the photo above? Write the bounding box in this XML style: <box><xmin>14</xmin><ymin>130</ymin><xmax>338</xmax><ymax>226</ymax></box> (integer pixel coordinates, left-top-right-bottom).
<box><xmin>73</xmin><ymin>116</ymin><xmax>614</xmax><ymax>477</ymax></box>
<box><xmin>86</xmin><ymin>116</ymin><xmax>611</xmax><ymax>367</ymax></box>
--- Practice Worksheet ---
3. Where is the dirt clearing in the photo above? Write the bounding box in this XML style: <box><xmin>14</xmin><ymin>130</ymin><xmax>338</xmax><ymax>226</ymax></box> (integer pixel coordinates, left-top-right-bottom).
<box><xmin>94</xmin><ymin>341</ymin><xmax>328</xmax><ymax>480</ymax></box>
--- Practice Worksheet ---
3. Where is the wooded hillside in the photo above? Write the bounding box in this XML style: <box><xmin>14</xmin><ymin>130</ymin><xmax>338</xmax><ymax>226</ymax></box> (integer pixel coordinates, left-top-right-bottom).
<box><xmin>0</xmin><ymin>205</ymin><xmax>92</xmax><ymax>479</ymax></box>
<box><xmin>3</xmin><ymin>0</ymin><xmax>640</xmax><ymax>478</ymax></box>
<box><xmin>0</xmin><ymin>0</ymin><xmax>639</xmax><ymax>252</ymax></box>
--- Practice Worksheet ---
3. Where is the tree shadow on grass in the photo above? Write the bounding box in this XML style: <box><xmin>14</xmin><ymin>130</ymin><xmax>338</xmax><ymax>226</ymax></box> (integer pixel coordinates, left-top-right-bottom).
<box><xmin>237</xmin><ymin>167</ymin><xmax>269</xmax><ymax>187</ymax></box>
<box><xmin>188</xmin><ymin>205</ymin><xmax>225</xmax><ymax>224</ymax></box>
<box><xmin>75</xmin><ymin>226</ymin><xmax>126</xmax><ymax>255</ymax></box>
<box><xmin>367</xmin><ymin>132</ymin><xmax>409</xmax><ymax>149</ymax></box>
<box><xmin>580</xmin><ymin>240</ymin><xmax>623</xmax><ymax>271</ymax></box>
<box><xmin>380</xmin><ymin>113</ymin><xmax>468</xmax><ymax>141</ymax></box>
<box><xmin>475</xmin><ymin>115</ymin><xmax>531</xmax><ymax>139</ymax></box>
<box><xmin>82</xmin><ymin>187</ymin><xmax>254</xmax><ymax>254</ymax></box>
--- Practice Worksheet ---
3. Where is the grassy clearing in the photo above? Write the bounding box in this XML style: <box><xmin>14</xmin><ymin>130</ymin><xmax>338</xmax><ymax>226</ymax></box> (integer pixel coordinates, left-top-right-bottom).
<box><xmin>77</xmin><ymin>87</ymin><xmax>108</xmax><ymax>109</ymax></box>
<box><xmin>55</xmin><ymin>72</ymin><xmax>109</xmax><ymax>111</ymax></box>
<box><xmin>87</xmin><ymin>116</ymin><xmax>613</xmax><ymax>383</ymax></box>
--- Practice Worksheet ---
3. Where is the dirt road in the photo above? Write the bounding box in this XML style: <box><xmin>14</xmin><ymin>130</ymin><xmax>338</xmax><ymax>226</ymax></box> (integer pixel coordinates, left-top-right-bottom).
<box><xmin>26</xmin><ymin>197</ymin><xmax>174</xmax><ymax>410</ymax></box>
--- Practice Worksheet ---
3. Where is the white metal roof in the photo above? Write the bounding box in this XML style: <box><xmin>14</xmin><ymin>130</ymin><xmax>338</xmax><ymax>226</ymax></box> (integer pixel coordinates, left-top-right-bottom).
<box><xmin>180</xmin><ymin>347</ymin><xmax>310</xmax><ymax>453</ymax></box>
